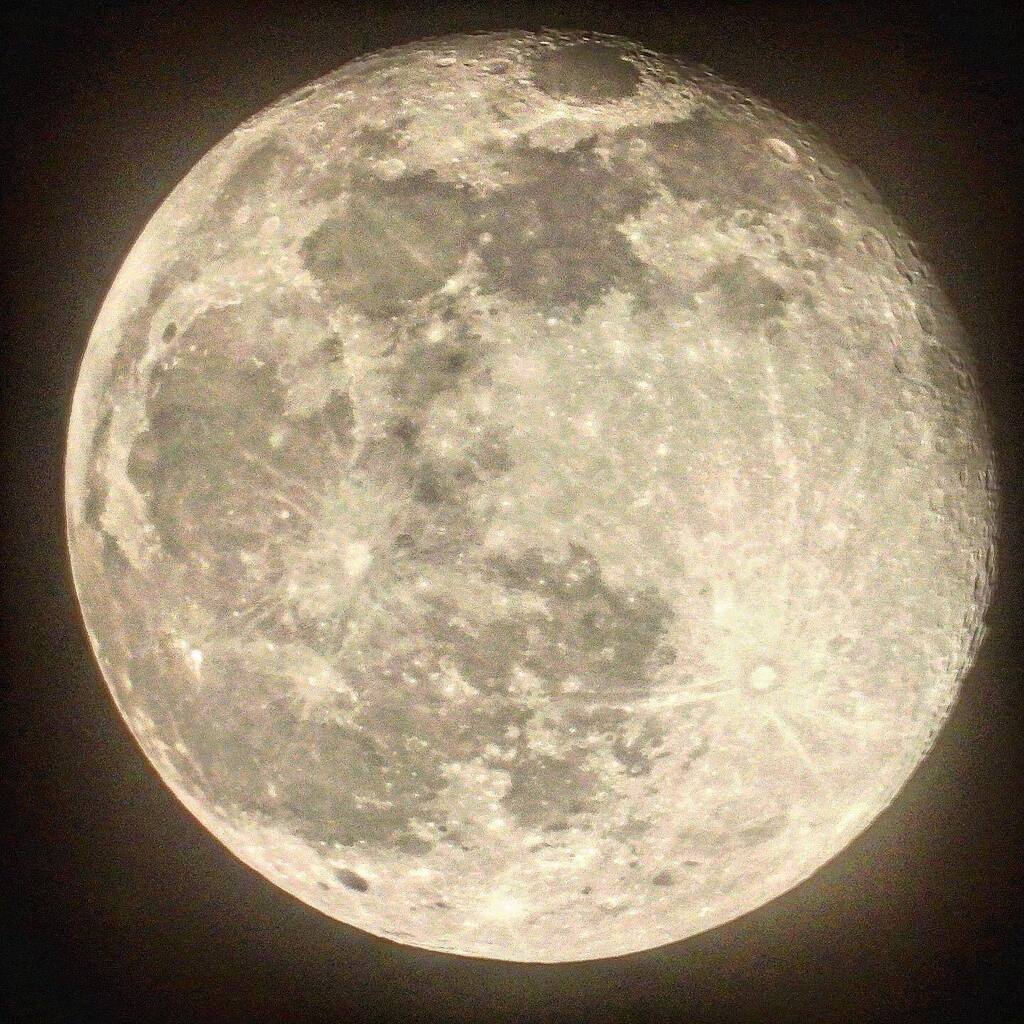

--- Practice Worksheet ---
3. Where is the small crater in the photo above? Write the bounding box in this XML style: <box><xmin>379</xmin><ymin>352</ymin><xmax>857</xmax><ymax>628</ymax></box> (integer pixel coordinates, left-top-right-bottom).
<box><xmin>335</xmin><ymin>867</ymin><xmax>371</xmax><ymax>892</ymax></box>
<box><xmin>532</xmin><ymin>41</ymin><xmax>642</xmax><ymax>101</ymax></box>
<box><xmin>651</xmin><ymin>870</ymin><xmax>675</xmax><ymax>886</ymax></box>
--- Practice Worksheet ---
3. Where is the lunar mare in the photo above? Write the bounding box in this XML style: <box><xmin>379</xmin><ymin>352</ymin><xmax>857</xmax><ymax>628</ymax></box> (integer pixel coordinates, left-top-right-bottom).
<box><xmin>66</xmin><ymin>30</ymin><xmax>996</xmax><ymax>961</ymax></box>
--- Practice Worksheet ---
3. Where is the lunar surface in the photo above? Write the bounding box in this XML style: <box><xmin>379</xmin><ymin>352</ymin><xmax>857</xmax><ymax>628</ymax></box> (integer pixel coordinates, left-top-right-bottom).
<box><xmin>65</xmin><ymin>30</ymin><xmax>997</xmax><ymax>961</ymax></box>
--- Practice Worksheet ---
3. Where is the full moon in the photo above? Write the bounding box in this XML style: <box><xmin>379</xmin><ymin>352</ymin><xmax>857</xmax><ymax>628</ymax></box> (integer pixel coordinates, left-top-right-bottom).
<box><xmin>66</xmin><ymin>30</ymin><xmax>996</xmax><ymax>961</ymax></box>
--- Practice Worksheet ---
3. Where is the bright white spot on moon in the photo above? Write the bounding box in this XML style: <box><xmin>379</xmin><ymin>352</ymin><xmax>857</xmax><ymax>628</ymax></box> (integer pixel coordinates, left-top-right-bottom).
<box><xmin>766</xmin><ymin>137</ymin><xmax>798</xmax><ymax>163</ymax></box>
<box><xmin>480</xmin><ymin>891</ymin><xmax>530</xmax><ymax>921</ymax></box>
<box><xmin>343</xmin><ymin>540</ymin><xmax>373</xmax><ymax>578</ymax></box>
<box><xmin>65</xmin><ymin>29</ymin><xmax>997</xmax><ymax>962</ymax></box>
<box><xmin>749</xmin><ymin>664</ymin><xmax>778</xmax><ymax>690</ymax></box>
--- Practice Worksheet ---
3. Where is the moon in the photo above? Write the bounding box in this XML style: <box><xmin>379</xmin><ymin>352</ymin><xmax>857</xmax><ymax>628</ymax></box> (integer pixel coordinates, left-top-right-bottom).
<box><xmin>65</xmin><ymin>30</ymin><xmax>997</xmax><ymax>961</ymax></box>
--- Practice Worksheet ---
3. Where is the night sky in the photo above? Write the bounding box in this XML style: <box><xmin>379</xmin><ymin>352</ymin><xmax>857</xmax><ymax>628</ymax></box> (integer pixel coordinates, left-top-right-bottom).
<box><xmin>2</xmin><ymin>2</ymin><xmax>1023</xmax><ymax>1022</ymax></box>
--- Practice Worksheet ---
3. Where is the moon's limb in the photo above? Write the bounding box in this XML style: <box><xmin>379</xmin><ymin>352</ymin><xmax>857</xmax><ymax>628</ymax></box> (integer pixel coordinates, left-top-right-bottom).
<box><xmin>66</xmin><ymin>30</ymin><xmax>997</xmax><ymax>961</ymax></box>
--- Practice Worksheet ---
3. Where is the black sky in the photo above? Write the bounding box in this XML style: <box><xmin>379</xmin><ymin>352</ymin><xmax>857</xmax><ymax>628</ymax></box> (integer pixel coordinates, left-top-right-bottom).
<box><xmin>2</xmin><ymin>2</ymin><xmax>1023</xmax><ymax>1022</ymax></box>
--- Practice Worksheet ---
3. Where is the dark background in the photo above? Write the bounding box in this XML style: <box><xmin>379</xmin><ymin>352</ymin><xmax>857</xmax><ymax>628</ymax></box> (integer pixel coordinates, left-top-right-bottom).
<box><xmin>2</xmin><ymin>1</ymin><xmax>1022</xmax><ymax>1021</ymax></box>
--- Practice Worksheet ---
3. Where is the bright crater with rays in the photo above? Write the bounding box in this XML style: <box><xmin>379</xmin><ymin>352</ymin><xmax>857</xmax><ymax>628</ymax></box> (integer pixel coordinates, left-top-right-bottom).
<box><xmin>65</xmin><ymin>30</ymin><xmax>996</xmax><ymax>961</ymax></box>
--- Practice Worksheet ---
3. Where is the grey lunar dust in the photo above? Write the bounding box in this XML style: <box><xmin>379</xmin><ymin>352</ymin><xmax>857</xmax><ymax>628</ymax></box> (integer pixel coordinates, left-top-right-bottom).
<box><xmin>65</xmin><ymin>30</ymin><xmax>996</xmax><ymax>961</ymax></box>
